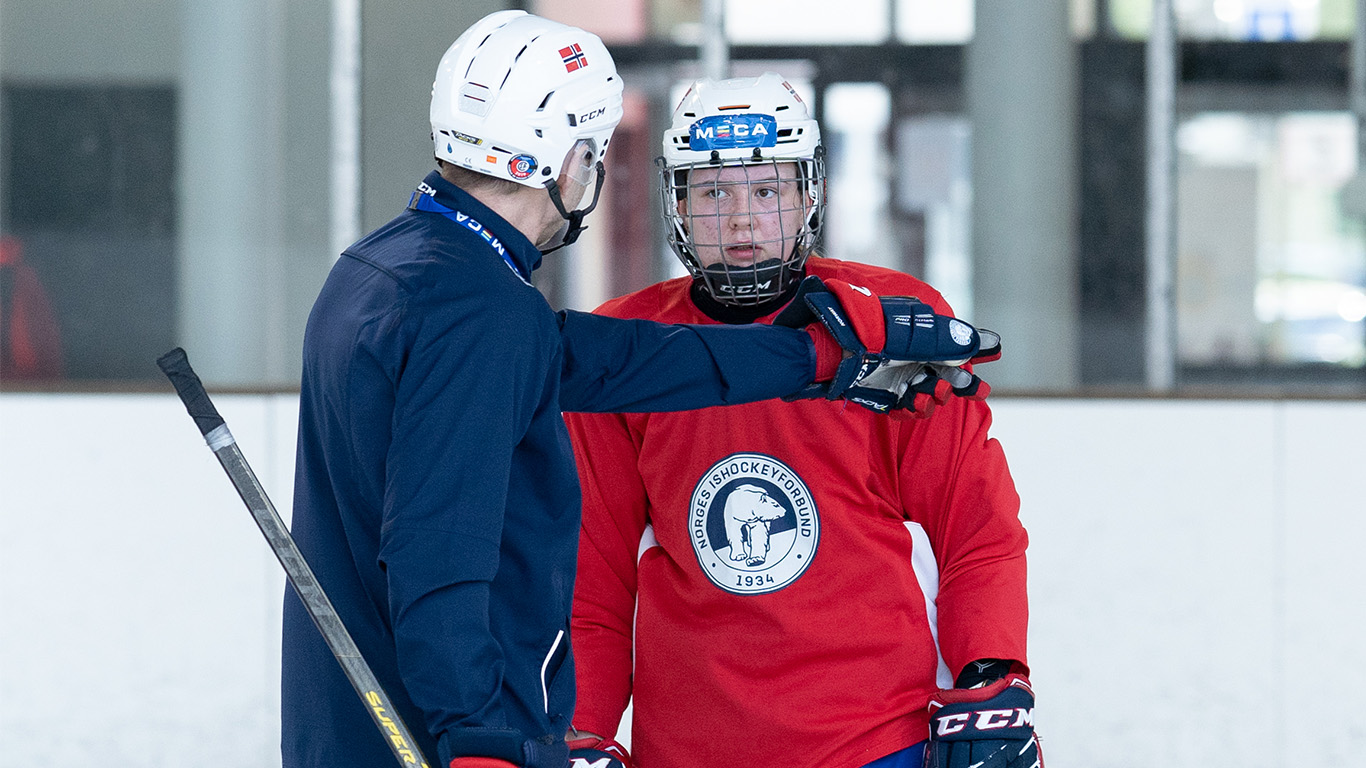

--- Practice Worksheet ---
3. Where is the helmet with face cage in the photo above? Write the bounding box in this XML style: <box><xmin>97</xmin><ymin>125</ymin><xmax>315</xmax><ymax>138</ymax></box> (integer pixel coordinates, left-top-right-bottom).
<box><xmin>660</xmin><ymin>72</ymin><xmax>825</xmax><ymax>306</ymax></box>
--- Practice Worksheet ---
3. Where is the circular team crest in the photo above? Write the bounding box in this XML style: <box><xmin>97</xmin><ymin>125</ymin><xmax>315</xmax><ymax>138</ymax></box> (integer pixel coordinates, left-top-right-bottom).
<box><xmin>508</xmin><ymin>154</ymin><xmax>537</xmax><ymax>180</ymax></box>
<box><xmin>688</xmin><ymin>453</ymin><xmax>819</xmax><ymax>595</ymax></box>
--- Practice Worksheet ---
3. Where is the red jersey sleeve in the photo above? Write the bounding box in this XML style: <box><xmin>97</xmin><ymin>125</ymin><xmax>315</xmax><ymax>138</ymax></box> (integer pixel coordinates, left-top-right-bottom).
<box><xmin>566</xmin><ymin>408</ymin><xmax>645</xmax><ymax>739</ymax></box>
<box><xmin>898</xmin><ymin>396</ymin><xmax>1029</xmax><ymax>681</ymax></box>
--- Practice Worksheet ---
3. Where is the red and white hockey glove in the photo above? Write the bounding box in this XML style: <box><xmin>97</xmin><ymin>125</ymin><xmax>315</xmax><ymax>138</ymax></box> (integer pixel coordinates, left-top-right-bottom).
<box><xmin>925</xmin><ymin>674</ymin><xmax>1042</xmax><ymax>768</ymax></box>
<box><xmin>567</xmin><ymin>735</ymin><xmax>632</xmax><ymax>768</ymax></box>
<box><xmin>774</xmin><ymin>275</ymin><xmax>1001</xmax><ymax>416</ymax></box>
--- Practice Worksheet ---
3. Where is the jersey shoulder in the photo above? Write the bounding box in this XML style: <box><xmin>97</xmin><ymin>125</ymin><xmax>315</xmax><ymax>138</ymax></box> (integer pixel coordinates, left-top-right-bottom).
<box><xmin>806</xmin><ymin>256</ymin><xmax>951</xmax><ymax>313</ymax></box>
<box><xmin>594</xmin><ymin>275</ymin><xmax>698</xmax><ymax>322</ymax></box>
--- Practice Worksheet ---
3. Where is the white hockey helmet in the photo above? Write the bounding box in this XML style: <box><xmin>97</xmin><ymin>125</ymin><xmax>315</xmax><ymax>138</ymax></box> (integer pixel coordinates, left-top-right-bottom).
<box><xmin>431</xmin><ymin>11</ymin><xmax>624</xmax><ymax>189</ymax></box>
<box><xmin>660</xmin><ymin>72</ymin><xmax>825</xmax><ymax>305</ymax></box>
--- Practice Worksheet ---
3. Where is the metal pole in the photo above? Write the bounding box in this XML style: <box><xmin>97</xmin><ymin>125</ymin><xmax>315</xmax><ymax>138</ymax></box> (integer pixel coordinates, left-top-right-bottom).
<box><xmin>701</xmin><ymin>0</ymin><xmax>729</xmax><ymax>81</ymax></box>
<box><xmin>1335</xmin><ymin>1</ymin><xmax>1366</xmax><ymax>217</ymax></box>
<box><xmin>1145</xmin><ymin>0</ymin><xmax>1178</xmax><ymax>391</ymax></box>
<box><xmin>1353</xmin><ymin>0</ymin><xmax>1366</xmax><ymax>166</ymax></box>
<box><xmin>331</xmin><ymin>0</ymin><xmax>363</xmax><ymax>260</ymax></box>
<box><xmin>1353</xmin><ymin>0</ymin><xmax>1366</xmax><ymax>374</ymax></box>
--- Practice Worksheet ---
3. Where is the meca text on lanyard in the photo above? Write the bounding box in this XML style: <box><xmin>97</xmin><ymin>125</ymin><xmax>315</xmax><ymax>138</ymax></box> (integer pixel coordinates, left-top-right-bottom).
<box><xmin>408</xmin><ymin>184</ymin><xmax>531</xmax><ymax>285</ymax></box>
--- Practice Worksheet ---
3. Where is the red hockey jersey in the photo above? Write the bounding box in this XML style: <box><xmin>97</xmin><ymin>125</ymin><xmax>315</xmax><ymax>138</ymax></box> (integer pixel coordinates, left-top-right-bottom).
<box><xmin>566</xmin><ymin>257</ymin><xmax>1028</xmax><ymax>768</ymax></box>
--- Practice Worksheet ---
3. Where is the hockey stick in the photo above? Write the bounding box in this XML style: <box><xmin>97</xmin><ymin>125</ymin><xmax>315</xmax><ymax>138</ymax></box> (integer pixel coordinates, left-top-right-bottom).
<box><xmin>156</xmin><ymin>347</ymin><xmax>432</xmax><ymax>768</ymax></box>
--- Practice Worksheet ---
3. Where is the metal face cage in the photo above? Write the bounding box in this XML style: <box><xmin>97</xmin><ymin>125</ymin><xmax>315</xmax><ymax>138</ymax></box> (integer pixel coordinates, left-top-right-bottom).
<box><xmin>661</xmin><ymin>151</ymin><xmax>825</xmax><ymax>306</ymax></box>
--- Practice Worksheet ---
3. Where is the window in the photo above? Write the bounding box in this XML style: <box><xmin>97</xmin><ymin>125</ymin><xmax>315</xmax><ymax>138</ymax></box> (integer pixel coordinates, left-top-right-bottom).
<box><xmin>1110</xmin><ymin>0</ymin><xmax>1354</xmax><ymax>40</ymax></box>
<box><xmin>1178</xmin><ymin>111</ymin><xmax>1366</xmax><ymax>368</ymax></box>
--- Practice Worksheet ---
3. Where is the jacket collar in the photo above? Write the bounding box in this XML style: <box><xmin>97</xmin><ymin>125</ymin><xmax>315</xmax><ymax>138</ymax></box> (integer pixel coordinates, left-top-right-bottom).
<box><xmin>417</xmin><ymin>170</ymin><xmax>544</xmax><ymax>277</ymax></box>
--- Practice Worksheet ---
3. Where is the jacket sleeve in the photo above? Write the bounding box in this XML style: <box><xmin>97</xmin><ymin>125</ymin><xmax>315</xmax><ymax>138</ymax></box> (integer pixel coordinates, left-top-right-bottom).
<box><xmin>378</xmin><ymin>288</ymin><xmax>549</xmax><ymax>759</ymax></box>
<box><xmin>898</xmin><ymin>396</ymin><xmax>1029</xmax><ymax>683</ymax></box>
<box><xmin>565</xmin><ymin>408</ymin><xmax>645</xmax><ymax>739</ymax></box>
<box><xmin>557</xmin><ymin>309</ymin><xmax>815</xmax><ymax>414</ymax></box>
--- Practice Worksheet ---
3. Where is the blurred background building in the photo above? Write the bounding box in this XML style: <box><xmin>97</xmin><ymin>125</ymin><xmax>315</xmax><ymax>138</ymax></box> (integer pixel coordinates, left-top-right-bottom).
<box><xmin>3</xmin><ymin>0</ymin><xmax>1365</xmax><ymax>394</ymax></box>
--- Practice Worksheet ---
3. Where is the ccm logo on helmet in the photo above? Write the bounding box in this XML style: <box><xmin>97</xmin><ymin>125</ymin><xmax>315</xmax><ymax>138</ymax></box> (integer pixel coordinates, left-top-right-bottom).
<box><xmin>935</xmin><ymin>707</ymin><xmax>1034</xmax><ymax>737</ymax></box>
<box><xmin>570</xmin><ymin>107</ymin><xmax>606</xmax><ymax>127</ymax></box>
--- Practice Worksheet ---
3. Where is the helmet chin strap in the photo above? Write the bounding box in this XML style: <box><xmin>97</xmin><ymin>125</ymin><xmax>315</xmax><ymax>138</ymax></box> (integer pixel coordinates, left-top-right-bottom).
<box><xmin>539</xmin><ymin>162</ymin><xmax>606</xmax><ymax>255</ymax></box>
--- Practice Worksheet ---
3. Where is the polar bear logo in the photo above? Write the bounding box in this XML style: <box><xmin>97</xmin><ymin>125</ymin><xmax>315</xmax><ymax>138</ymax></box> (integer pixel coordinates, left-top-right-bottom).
<box><xmin>722</xmin><ymin>484</ymin><xmax>788</xmax><ymax>566</ymax></box>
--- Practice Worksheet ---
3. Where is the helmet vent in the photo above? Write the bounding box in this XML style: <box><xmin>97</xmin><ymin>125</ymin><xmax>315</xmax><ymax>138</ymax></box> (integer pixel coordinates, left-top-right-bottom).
<box><xmin>501</xmin><ymin>46</ymin><xmax>528</xmax><ymax>89</ymax></box>
<box><xmin>459</xmin><ymin>83</ymin><xmax>492</xmax><ymax>116</ymax></box>
<box><xmin>536</xmin><ymin>92</ymin><xmax>554</xmax><ymax>111</ymax></box>
<box><xmin>465</xmin><ymin>34</ymin><xmax>494</xmax><ymax>78</ymax></box>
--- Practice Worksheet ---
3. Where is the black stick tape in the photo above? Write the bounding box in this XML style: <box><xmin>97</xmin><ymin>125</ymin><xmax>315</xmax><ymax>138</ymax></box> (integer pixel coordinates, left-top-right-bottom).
<box><xmin>156</xmin><ymin>347</ymin><xmax>226</xmax><ymax>437</ymax></box>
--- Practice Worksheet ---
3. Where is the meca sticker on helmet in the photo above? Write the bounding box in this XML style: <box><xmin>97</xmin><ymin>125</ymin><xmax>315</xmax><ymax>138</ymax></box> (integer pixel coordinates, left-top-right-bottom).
<box><xmin>688</xmin><ymin>114</ymin><xmax>778</xmax><ymax>152</ymax></box>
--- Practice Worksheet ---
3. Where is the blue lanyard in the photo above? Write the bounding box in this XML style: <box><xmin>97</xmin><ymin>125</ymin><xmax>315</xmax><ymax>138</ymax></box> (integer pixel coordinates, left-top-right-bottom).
<box><xmin>408</xmin><ymin>189</ymin><xmax>530</xmax><ymax>285</ymax></box>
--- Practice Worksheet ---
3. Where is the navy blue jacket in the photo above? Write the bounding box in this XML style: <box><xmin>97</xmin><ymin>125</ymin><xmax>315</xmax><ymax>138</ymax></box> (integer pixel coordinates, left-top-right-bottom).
<box><xmin>283</xmin><ymin>171</ymin><xmax>817</xmax><ymax>768</ymax></box>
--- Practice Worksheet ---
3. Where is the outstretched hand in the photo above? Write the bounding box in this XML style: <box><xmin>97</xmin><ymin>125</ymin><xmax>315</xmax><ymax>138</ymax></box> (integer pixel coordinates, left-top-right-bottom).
<box><xmin>774</xmin><ymin>275</ymin><xmax>1001</xmax><ymax>417</ymax></box>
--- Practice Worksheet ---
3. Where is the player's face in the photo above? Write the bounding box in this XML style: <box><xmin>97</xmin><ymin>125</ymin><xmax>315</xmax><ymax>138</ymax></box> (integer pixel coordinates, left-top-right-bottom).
<box><xmin>678</xmin><ymin>162</ymin><xmax>807</xmax><ymax>268</ymax></box>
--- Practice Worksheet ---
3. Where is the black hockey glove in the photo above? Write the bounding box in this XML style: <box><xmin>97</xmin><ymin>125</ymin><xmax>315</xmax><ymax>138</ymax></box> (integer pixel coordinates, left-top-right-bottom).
<box><xmin>925</xmin><ymin>673</ymin><xmax>1042</xmax><ymax>768</ymax></box>
<box><xmin>568</xmin><ymin>735</ymin><xmax>631</xmax><ymax>768</ymax></box>
<box><xmin>774</xmin><ymin>275</ymin><xmax>1001</xmax><ymax>415</ymax></box>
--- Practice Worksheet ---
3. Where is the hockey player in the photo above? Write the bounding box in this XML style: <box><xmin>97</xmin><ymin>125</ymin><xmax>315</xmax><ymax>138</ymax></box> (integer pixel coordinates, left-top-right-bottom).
<box><xmin>566</xmin><ymin>73</ymin><xmax>1040</xmax><ymax>768</ymax></box>
<box><xmin>286</xmin><ymin>15</ymin><xmax>999</xmax><ymax>768</ymax></box>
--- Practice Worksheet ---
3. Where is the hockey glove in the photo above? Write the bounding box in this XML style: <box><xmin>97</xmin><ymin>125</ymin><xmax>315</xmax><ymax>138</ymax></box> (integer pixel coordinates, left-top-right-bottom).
<box><xmin>848</xmin><ymin>361</ymin><xmax>992</xmax><ymax>420</ymax></box>
<box><xmin>925</xmin><ymin>674</ymin><xmax>1042</xmax><ymax>768</ymax></box>
<box><xmin>568</xmin><ymin>735</ymin><xmax>632</xmax><ymax>768</ymax></box>
<box><xmin>774</xmin><ymin>275</ymin><xmax>1001</xmax><ymax>413</ymax></box>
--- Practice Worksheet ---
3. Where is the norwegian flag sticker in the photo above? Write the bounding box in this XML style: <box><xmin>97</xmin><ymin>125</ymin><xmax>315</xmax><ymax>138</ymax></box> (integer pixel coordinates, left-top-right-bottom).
<box><xmin>560</xmin><ymin>43</ymin><xmax>588</xmax><ymax>72</ymax></box>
